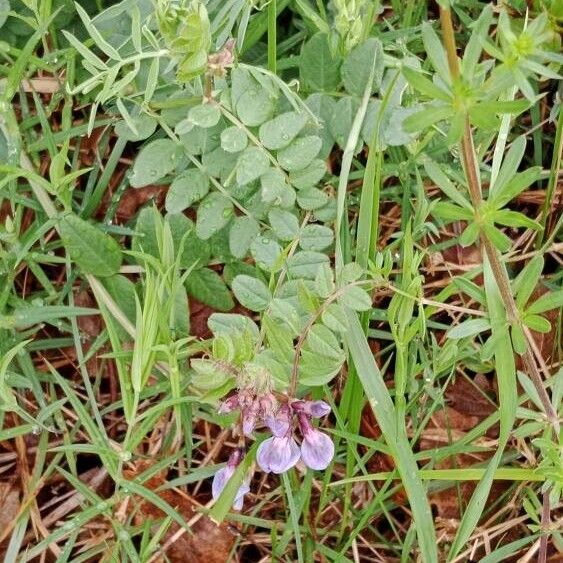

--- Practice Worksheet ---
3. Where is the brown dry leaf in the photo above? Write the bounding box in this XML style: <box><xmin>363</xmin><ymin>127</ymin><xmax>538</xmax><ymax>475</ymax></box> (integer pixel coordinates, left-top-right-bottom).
<box><xmin>115</xmin><ymin>185</ymin><xmax>168</xmax><ymax>223</ymax></box>
<box><xmin>123</xmin><ymin>462</ymin><xmax>235</xmax><ymax>563</ymax></box>
<box><xmin>0</xmin><ymin>482</ymin><xmax>21</xmax><ymax>558</ymax></box>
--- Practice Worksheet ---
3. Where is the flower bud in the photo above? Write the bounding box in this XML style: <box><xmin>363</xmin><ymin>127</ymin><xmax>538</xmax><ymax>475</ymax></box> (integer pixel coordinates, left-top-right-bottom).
<box><xmin>211</xmin><ymin>448</ymin><xmax>250</xmax><ymax>510</ymax></box>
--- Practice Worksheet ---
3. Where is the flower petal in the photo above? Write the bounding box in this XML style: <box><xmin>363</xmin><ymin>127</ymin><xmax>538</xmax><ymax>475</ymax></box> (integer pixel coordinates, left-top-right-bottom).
<box><xmin>257</xmin><ymin>436</ymin><xmax>300</xmax><ymax>474</ymax></box>
<box><xmin>265</xmin><ymin>404</ymin><xmax>292</xmax><ymax>437</ymax></box>
<box><xmin>300</xmin><ymin>429</ymin><xmax>334</xmax><ymax>470</ymax></box>
<box><xmin>232</xmin><ymin>481</ymin><xmax>251</xmax><ymax>511</ymax></box>
<box><xmin>211</xmin><ymin>466</ymin><xmax>234</xmax><ymax>500</ymax></box>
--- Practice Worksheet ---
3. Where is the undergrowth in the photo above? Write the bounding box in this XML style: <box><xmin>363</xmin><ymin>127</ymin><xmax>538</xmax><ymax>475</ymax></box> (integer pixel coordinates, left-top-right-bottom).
<box><xmin>0</xmin><ymin>0</ymin><xmax>562</xmax><ymax>561</ymax></box>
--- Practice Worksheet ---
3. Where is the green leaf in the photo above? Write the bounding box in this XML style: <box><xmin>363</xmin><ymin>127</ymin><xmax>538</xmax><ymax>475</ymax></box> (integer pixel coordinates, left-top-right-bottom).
<box><xmin>259</xmin><ymin>111</ymin><xmax>307</xmax><ymax>150</ymax></box>
<box><xmin>268</xmin><ymin>209</ymin><xmax>299</xmax><ymax>241</ymax></box>
<box><xmin>191</xmin><ymin>358</ymin><xmax>234</xmax><ymax>389</ymax></box>
<box><xmin>0</xmin><ymin>0</ymin><xmax>10</xmax><ymax>29</ymax></box>
<box><xmin>296</xmin><ymin>187</ymin><xmax>329</xmax><ymax>210</ymax></box>
<box><xmin>208</xmin><ymin>313</ymin><xmax>259</xmax><ymax>339</ymax></box>
<box><xmin>299</xmin><ymin>33</ymin><xmax>341</xmax><ymax>92</ymax></box>
<box><xmin>299</xmin><ymin>352</ymin><xmax>343</xmax><ymax>386</ymax></box>
<box><xmin>264</xmin><ymin>316</ymin><xmax>294</xmax><ymax>364</ymax></box>
<box><xmin>165</xmin><ymin>169</ymin><xmax>210</xmax><ymax>213</ymax></box>
<box><xmin>403</xmin><ymin>105</ymin><xmax>454</xmax><ymax>133</ymax></box>
<box><xmin>250</xmin><ymin>235</ymin><xmax>282</xmax><ymax>272</ymax></box>
<box><xmin>232</xmin><ymin>67</ymin><xmax>276</xmax><ymax>126</ymax></box>
<box><xmin>522</xmin><ymin>314</ymin><xmax>551</xmax><ymax>333</ymax></box>
<box><xmin>299</xmin><ymin>224</ymin><xmax>333</xmax><ymax>251</ymax></box>
<box><xmin>421</xmin><ymin>21</ymin><xmax>450</xmax><ymax>84</ymax></box>
<box><xmin>195</xmin><ymin>193</ymin><xmax>234</xmax><ymax>240</ymax></box>
<box><xmin>489</xmin><ymin>167</ymin><xmax>542</xmax><ymax>209</ymax></box>
<box><xmin>402</xmin><ymin>66</ymin><xmax>451</xmax><ymax>102</ymax></box>
<box><xmin>236</xmin><ymin>147</ymin><xmax>270</xmax><ymax>185</ymax></box>
<box><xmin>449</xmin><ymin>256</ymin><xmax>516</xmax><ymax>560</ymax></box>
<box><xmin>490</xmin><ymin>136</ymin><xmax>526</xmax><ymax>196</ymax></box>
<box><xmin>305</xmin><ymin>323</ymin><xmax>344</xmax><ymax>361</ymax></box>
<box><xmin>220</xmin><ymin>126</ymin><xmax>248</xmax><ymax>153</ymax></box>
<box><xmin>278</xmin><ymin>136</ymin><xmax>322</xmax><ymax>171</ymax></box>
<box><xmin>59</xmin><ymin>214</ymin><xmax>122</xmax><ymax>277</ymax></box>
<box><xmin>261</xmin><ymin>169</ymin><xmax>295</xmax><ymax>207</ymax></box>
<box><xmin>269</xmin><ymin>298</ymin><xmax>300</xmax><ymax>332</ymax></box>
<box><xmin>314</xmin><ymin>262</ymin><xmax>335</xmax><ymax>298</ymax></box>
<box><xmin>129</xmin><ymin>139</ymin><xmax>181</xmax><ymax>188</ymax></box>
<box><xmin>459</xmin><ymin>221</ymin><xmax>480</xmax><ymax>247</ymax></box>
<box><xmin>168</xmin><ymin>213</ymin><xmax>211</xmax><ymax>269</ymax></box>
<box><xmin>229</xmin><ymin>216</ymin><xmax>260</xmax><ymax>258</ymax></box>
<box><xmin>339</xmin><ymin>285</ymin><xmax>372</xmax><ymax>311</ymax></box>
<box><xmin>115</xmin><ymin>115</ymin><xmax>157</xmax><ymax>141</ymax></box>
<box><xmin>432</xmin><ymin>201</ymin><xmax>474</xmax><ymax>221</ymax></box>
<box><xmin>423</xmin><ymin>160</ymin><xmax>472</xmax><ymax>209</ymax></box>
<box><xmin>180</xmin><ymin>121</ymin><xmax>222</xmax><ymax>155</ymax></box>
<box><xmin>101</xmin><ymin>274</ymin><xmax>137</xmax><ymax>339</ymax></box>
<box><xmin>322</xmin><ymin>303</ymin><xmax>348</xmax><ymax>333</ymax></box>
<box><xmin>341</xmin><ymin>38</ymin><xmax>384</xmax><ymax>97</ymax></box>
<box><xmin>304</xmin><ymin>93</ymin><xmax>336</xmax><ymax>158</ymax></box>
<box><xmin>188</xmin><ymin>103</ymin><xmax>221</xmax><ymax>128</ymax></box>
<box><xmin>287</xmin><ymin>251</ymin><xmax>329</xmax><ymax>279</ymax></box>
<box><xmin>11</xmin><ymin>305</ymin><xmax>99</xmax><ymax>329</ymax></box>
<box><xmin>483</xmin><ymin>224</ymin><xmax>511</xmax><ymax>252</ymax></box>
<box><xmin>231</xmin><ymin>275</ymin><xmax>272</xmax><ymax>311</ymax></box>
<box><xmin>185</xmin><ymin>268</ymin><xmax>234</xmax><ymax>311</ymax></box>
<box><xmin>289</xmin><ymin>159</ymin><xmax>326</xmax><ymax>189</ymax></box>
<box><xmin>493</xmin><ymin>209</ymin><xmax>541</xmax><ymax>230</ymax></box>
<box><xmin>527</xmin><ymin>290</ymin><xmax>563</xmax><ymax>315</ymax></box>
<box><xmin>329</xmin><ymin>96</ymin><xmax>362</xmax><ymax>152</ymax></box>
<box><xmin>447</xmin><ymin>318</ymin><xmax>491</xmax><ymax>339</ymax></box>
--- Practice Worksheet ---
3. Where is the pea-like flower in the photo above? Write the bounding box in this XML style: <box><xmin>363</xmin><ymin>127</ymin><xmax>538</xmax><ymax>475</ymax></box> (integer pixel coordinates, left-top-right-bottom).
<box><xmin>257</xmin><ymin>435</ymin><xmax>301</xmax><ymax>474</ymax></box>
<box><xmin>211</xmin><ymin>449</ymin><xmax>250</xmax><ymax>510</ymax></box>
<box><xmin>297</xmin><ymin>413</ymin><xmax>335</xmax><ymax>470</ymax></box>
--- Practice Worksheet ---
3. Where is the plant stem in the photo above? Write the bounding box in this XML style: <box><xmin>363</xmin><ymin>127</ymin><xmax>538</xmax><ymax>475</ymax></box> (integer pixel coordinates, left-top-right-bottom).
<box><xmin>438</xmin><ymin>6</ymin><xmax>559</xmax><ymax>436</ymax></box>
<box><xmin>267</xmin><ymin>0</ymin><xmax>277</xmax><ymax>74</ymax></box>
<box><xmin>536</xmin><ymin>100</ymin><xmax>563</xmax><ymax>248</ymax></box>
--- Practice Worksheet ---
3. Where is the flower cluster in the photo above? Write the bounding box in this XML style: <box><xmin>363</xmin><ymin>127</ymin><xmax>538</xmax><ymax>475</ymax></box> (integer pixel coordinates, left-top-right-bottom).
<box><xmin>211</xmin><ymin>395</ymin><xmax>334</xmax><ymax>510</ymax></box>
<box><xmin>258</xmin><ymin>400</ymin><xmax>334</xmax><ymax>473</ymax></box>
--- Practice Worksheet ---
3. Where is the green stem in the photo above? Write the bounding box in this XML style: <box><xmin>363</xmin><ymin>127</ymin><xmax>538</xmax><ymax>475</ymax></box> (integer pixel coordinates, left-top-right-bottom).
<box><xmin>267</xmin><ymin>0</ymin><xmax>277</xmax><ymax>74</ymax></box>
<box><xmin>536</xmin><ymin>101</ymin><xmax>563</xmax><ymax>248</ymax></box>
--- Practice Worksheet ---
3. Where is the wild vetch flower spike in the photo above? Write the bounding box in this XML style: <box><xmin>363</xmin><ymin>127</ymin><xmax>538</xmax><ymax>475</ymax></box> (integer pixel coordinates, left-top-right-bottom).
<box><xmin>211</xmin><ymin>448</ymin><xmax>250</xmax><ymax>510</ymax></box>
<box><xmin>297</xmin><ymin>413</ymin><xmax>335</xmax><ymax>471</ymax></box>
<box><xmin>257</xmin><ymin>434</ymin><xmax>300</xmax><ymax>474</ymax></box>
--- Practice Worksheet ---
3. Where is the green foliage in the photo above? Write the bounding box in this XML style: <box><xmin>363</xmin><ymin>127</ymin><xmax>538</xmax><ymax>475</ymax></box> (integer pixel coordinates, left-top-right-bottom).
<box><xmin>2</xmin><ymin>1</ymin><xmax>562</xmax><ymax>561</ymax></box>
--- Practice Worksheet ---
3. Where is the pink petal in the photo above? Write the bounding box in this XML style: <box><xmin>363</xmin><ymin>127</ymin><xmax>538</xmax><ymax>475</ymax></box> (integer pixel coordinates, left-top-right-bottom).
<box><xmin>257</xmin><ymin>436</ymin><xmax>300</xmax><ymax>474</ymax></box>
<box><xmin>300</xmin><ymin>429</ymin><xmax>334</xmax><ymax>470</ymax></box>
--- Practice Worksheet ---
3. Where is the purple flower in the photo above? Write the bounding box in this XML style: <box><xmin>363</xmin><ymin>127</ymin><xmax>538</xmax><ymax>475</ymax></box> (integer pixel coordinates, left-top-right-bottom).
<box><xmin>257</xmin><ymin>435</ymin><xmax>300</xmax><ymax>474</ymax></box>
<box><xmin>265</xmin><ymin>403</ymin><xmax>292</xmax><ymax>437</ymax></box>
<box><xmin>241</xmin><ymin>402</ymin><xmax>260</xmax><ymax>436</ymax></box>
<box><xmin>292</xmin><ymin>400</ymin><xmax>331</xmax><ymax>418</ymax></box>
<box><xmin>218</xmin><ymin>395</ymin><xmax>240</xmax><ymax>414</ymax></box>
<box><xmin>211</xmin><ymin>449</ymin><xmax>249</xmax><ymax>510</ymax></box>
<box><xmin>298</xmin><ymin>414</ymin><xmax>334</xmax><ymax>470</ymax></box>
